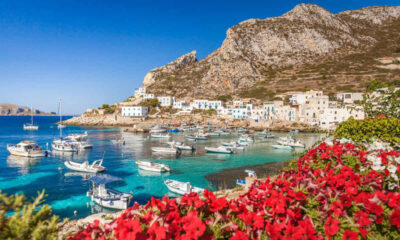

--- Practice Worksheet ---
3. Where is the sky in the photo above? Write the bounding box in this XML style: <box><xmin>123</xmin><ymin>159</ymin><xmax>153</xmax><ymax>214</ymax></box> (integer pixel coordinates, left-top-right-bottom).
<box><xmin>0</xmin><ymin>0</ymin><xmax>398</xmax><ymax>114</ymax></box>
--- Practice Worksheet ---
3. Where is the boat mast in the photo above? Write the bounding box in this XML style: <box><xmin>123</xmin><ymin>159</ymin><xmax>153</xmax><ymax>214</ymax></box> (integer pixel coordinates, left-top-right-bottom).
<box><xmin>31</xmin><ymin>105</ymin><xmax>34</xmax><ymax>125</ymax></box>
<box><xmin>59</xmin><ymin>99</ymin><xmax>62</xmax><ymax>137</ymax></box>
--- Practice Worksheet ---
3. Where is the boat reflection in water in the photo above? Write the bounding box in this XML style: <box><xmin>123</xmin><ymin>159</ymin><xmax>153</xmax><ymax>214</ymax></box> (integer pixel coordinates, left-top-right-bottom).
<box><xmin>6</xmin><ymin>155</ymin><xmax>41</xmax><ymax>175</ymax></box>
<box><xmin>64</xmin><ymin>171</ymin><xmax>97</xmax><ymax>181</ymax></box>
<box><xmin>137</xmin><ymin>168</ymin><xmax>170</xmax><ymax>177</ymax></box>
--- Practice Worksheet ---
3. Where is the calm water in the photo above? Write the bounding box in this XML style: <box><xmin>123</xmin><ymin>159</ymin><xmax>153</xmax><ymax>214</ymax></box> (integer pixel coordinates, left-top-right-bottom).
<box><xmin>0</xmin><ymin>116</ymin><xmax>323</xmax><ymax>219</ymax></box>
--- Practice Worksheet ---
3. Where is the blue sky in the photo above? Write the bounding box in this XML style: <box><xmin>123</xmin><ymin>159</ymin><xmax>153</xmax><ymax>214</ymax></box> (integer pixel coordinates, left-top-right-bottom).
<box><xmin>0</xmin><ymin>0</ymin><xmax>398</xmax><ymax>114</ymax></box>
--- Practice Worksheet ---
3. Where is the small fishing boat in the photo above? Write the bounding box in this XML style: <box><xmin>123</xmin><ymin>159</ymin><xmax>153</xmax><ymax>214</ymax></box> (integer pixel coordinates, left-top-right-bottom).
<box><xmin>205</xmin><ymin>132</ymin><xmax>220</xmax><ymax>137</ymax></box>
<box><xmin>164</xmin><ymin>179</ymin><xmax>204</xmax><ymax>195</ymax></box>
<box><xmin>290</xmin><ymin>129</ymin><xmax>300</xmax><ymax>133</ymax></box>
<box><xmin>205</xmin><ymin>146</ymin><xmax>233</xmax><ymax>154</ymax></box>
<box><xmin>135</xmin><ymin>160</ymin><xmax>170</xmax><ymax>172</ymax></box>
<box><xmin>111</xmin><ymin>137</ymin><xmax>125</xmax><ymax>145</ymax></box>
<box><xmin>237</xmin><ymin>128</ymin><xmax>247</xmax><ymax>133</ymax></box>
<box><xmin>272</xmin><ymin>144</ymin><xmax>293</xmax><ymax>150</ymax></box>
<box><xmin>151</xmin><ymin>134</ymin><xmax>171</xmax><ymax>139</ymax></box>
<box><xmin>64</xmin><ymin>159</ymin><xmax>106</xmax><ymax>173</ymax></box>
<box><xmin>23</xmin><ymin>106</ymin><xmax>39</xmax><ymax>130</ymax></box>
<box><xmin>7</xmin><ymin>141</ymin><xmax>48</xmax><ymax>158</ymax></box>
<box><xmin>264</xmin><ymin>134</ymin><xmax>275</xmax><ymax>139</ymax></box>
<box><xmin>239</xmin><ymin>136</ymin><xmax>254</xmax><ymax>143</ymax></box>
<box><xmin>66</xmin><ymin>133</ymin><xmax>93</xmax><ymax>149</ymax></box>
<box><xmin>221</xmin><ymin>141</ymin><xmax>237</xmax><ymax>147</ymax></box>
<box><xmin>186</xmin><ymin>135</ymin><xmax>208</xmax><ymax>141</ymax></box>
<box><xmin>167</xmin><ymin>141</ymin><xmax>195</xmax><ymax>151</ymax></box>
<box><xmin>87</xmin><ymin>174</ymin><xmax>132</xmax><ymax>210</ymax></box>
<box><xmin>151</xmin><ymin>147</ymin><xmax>180</xmax><ymax>154</ymax></box>
<box><xmin>150</xmin><ymin>125</ymin><xmax>166</xmax><ymax>133</ymax></box>
<box><xmin>289</xmin><ymin>140</ymin><xmax>305</xmax><ymax>148</ymax></box>
<box><xmin>257</xmin><ymin>129</ymin><xmax>269</xmax><ymax>136</ymax></box>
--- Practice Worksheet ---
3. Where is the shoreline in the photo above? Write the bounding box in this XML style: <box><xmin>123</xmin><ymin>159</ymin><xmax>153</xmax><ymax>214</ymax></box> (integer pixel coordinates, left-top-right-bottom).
<box><xmin>206</xmin><ymin>160</ymin><xmax>289</xmax><ymax>190</ymax></box>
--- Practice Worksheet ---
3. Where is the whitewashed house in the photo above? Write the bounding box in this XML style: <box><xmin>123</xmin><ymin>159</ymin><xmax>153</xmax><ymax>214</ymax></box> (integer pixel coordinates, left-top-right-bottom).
<box><xmin>157</xmin><ymin>96</ymin><xmax>175</xmax><ymax>107</ymax></box>
<box><xmin>289</xmin><ymin>90</ymin><xmax>324</xmax><ymax>105</ymax></box>
<box><xmin>134</xmin><ymin>88</ymin><xmax>146</xmax><ymax>96</ymax></box>
<box><xmin>121</xmin><ymin>106</ymin><xmax>149</xmax><ymax>117</ymax></box>
<box><xmin>319</xmin><ymin>106</ymin><xmax>364</xmax><ymax>129</ymax></box>
<box><xmin>336</xmin><ymin>92</ymin><xmax>363</xmax><ymax>104</ymax></box>
<box><xmin>143</xmin><ymin>93</ymin><xmax>156</xmax><ymax>100</ymax></box>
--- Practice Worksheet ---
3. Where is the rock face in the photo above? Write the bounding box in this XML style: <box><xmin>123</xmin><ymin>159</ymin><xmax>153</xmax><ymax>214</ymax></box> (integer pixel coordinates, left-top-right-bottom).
<box><xmin>0</xmin><ymin>104</ymin><xmax>56</xmax><ymax>116</ymax></box>
<box><xmin>143</xmin><ymin>4</ymin><xmax>400</xmax><ymax>99</ymax></box>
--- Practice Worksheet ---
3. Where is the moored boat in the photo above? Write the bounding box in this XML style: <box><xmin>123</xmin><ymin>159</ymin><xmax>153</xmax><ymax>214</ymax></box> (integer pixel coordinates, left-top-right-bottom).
<box><xmin>7</xmin><ymin>141</ymin><xmax>47</xmax><ymax>158</ymax></box>
<box><xmin>23</xmin><ymin>106</ymin><xmax>39</xmax><ymax>130</ymax></box>
<box><xmin>64</xmin><ymin>159</ymin><xmax>106</xmax><ymax>173</ymax></box>
<box><xmin>151</xmin><ymin>147</ymin><xmax>180</xmax><ymax>154</ymax></box>
<box><xmin>272</xmin><ymin>144</ymin><xmax>293</xmax><ymax>150</ymax></box>
<box><xmin>150</xmin><ymin>125</ymin><xmax>166</xmax><ymax>133</ymax></box>
<box><xmin>87</xmin><ymin>174</ymin><xmax>132</xmax><ymax>210</ymax></box>
<box><xmin>135</xmin><ymin>160</ymin><xmax>170</xmax><ymax>172</ymax></box>
<box><xmin>205</xmin><ymin>146</ymin><xmax>233</xmax><ymax>154</ymax></box>
<box><xmin>151</xmin><ymin>134</ymin><xmax>171</xmax><ymax>139</ymax></box>
<box><xmin>164</xmin><ymin>179</ymin><xmax>204</xmax><ymax>195</ymax></box>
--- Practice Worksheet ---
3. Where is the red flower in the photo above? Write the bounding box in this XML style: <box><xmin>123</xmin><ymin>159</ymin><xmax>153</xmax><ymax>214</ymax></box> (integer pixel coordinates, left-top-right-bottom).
<box><xmin>229</xmin><ymin>230</ymin><xmax>249</xmax><ymax>240</ymax></box>
<box><xmin>343</xmin><ymin>230</ymin><xmax>358</xmax><ymax>240</ymax></box>
<box><xmin>324</xmin><ymin>216</ymin><xmax>340</xmax><ymax>236</ymax></box>
<box><xmin>355</xmin><ymin>210</ymin><xmax>371</xmax><ymax>227</ymax></box>
<box><xmin>180</xmin><ymin>210</ymin><xmax>206</xmax><ymax>239</ymax></box>
<box><xmin>389</xmin><ymin>209</ymin><xmax>400</xmax><ymax>231</ymax></box>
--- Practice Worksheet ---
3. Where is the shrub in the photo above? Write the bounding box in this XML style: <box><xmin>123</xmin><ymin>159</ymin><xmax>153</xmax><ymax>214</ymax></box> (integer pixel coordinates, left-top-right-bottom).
<box><xmin>0</xmin><ymin>190</ymin><xmax>60</xmax><ymax>240</ymax></box>
<box><xmin>335</xmin><ymin>117</ymin><xmax>400</xmax><ymax>144</ymax></box>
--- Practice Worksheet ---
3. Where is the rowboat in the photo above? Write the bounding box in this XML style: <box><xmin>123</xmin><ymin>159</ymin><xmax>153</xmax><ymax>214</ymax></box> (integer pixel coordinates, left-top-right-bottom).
<box><xmin>164</xmin><ymin>179</ymin><xmax>204</xmax><ymax>195</ymax></box>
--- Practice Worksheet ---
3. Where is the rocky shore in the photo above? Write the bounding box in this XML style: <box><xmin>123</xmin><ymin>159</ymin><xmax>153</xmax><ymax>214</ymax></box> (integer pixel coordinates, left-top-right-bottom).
<box><xmin>206</xmin><ymin>160</ymin><xmax>289</xmax><ymax>190</ymax></box>
<box><xmin>62</xmin><ymin>114</ymin><xmax>321</xmax><ymax>132</ymax></box>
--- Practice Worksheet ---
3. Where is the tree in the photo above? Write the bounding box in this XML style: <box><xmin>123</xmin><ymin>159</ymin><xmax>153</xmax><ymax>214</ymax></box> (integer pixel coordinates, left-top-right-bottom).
<box><xmin>0</xmin><ymin>190</ymin><xmax>60</xmax><ymax>240</ymax></box>
<box><xmin>140</xmin><ymin>98</ymin><xmax>160</xmax><ymax>108</ymax></box>
<box><xmin>364</xmin><ymin>82</ymin><xmax>400</xmax><ymax>118</ymax></box>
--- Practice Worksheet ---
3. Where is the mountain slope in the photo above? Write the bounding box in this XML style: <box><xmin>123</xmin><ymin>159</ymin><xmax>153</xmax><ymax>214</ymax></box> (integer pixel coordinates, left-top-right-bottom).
<box><xmin>142</xmin><ymin>4</ymin><xmax>400</xmax><ymax>100</ymax></box>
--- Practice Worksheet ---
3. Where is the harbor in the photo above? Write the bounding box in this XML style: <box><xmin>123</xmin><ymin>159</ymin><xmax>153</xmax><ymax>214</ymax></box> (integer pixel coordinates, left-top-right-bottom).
<box><xmin>0</xmin><ymin>116</ymin><xmax>323</xmax><ymax>219</ymax></box>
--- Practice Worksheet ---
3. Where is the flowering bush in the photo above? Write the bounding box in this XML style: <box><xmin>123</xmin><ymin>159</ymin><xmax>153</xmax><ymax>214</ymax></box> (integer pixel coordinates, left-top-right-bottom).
<box><xmin>71</xmin><ymin>142</ymin><xmax>400</xmax><ymax>239</ymax></box>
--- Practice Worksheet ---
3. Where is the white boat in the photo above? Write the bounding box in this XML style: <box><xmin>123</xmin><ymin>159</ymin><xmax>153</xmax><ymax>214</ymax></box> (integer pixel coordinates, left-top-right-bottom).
<box><xmin>65</xmin><ymin>132</ymin><xmax>92</xmax><ymax>149</ymax></box>
<box><xmin>290</xmin><ymin>129</ymin><xmax>300</xmax><ymax>133</ymax></box>
<box><xmin>221</xmin><ymin>141</ymin><xmax>237</xmax><ymax>147</ymax></box>
<box><xmin>289</xmin><ymin>140</ymin><xmax>305</xmax><ymax>148</ymax></box>
<box><xmin>23</xmin><ymin>106</ymin><xmax>39</xmax><ymax>130</ymax></box>
<box><xmin>151</xmin><ymin>134</ymin><xmax>171</xmax><ymax>139</ymax></box>
<box><xmin>164</xmin><ymin>179</ymin><xmax>204</xmax><ymax>195</ymax></box>
<box><xmin>237</xmin><ymin>128</ymin><xmax>247</xmax><ymax>133</ymax></box>
<box><xmin>167</xmin><ymin>141</ymin><xmax>195</xmax><ymax>151</ymax></box>
<box><xmin>257</xmin><ymin>130</ymin><xmax>269</xmax><ymax>135</ymax></box>
<box><xmin>87</xmin><ymin>174</ymin><xmax>132</xmax><ymax>210</ymax></box>
<box><xmin>264</xmin><ymin>134</ymin><xmax>275</xmax><ymax>139</ymax></box>
<box><xmin>277</xmin><ymin>136</ymin><xmax>304</xmax><ymax>148</ymax></box>
<box><xmin>205</xmin><ymin>132</ymin><xmax>220</xmax><ymax>137</ymax></box>
<box><xmin>272</xmin><ymin>144</ymin><xmax>293</xmax><ymax>150</ymax></box>
<box><xmin>151</xmin><ymin>147</ymin><xmax>180</xmax><ymax>154</ymax></box>
<box><xmin>186</xmin><ymin>134</ymin><xmax>208</xmax><ymax>141</ymax></box>
<box><xmin>64</xmin><ymin>159</ymin><xmax>106</xmax><ymax>173</ymax></box>
<box><xmin>7</xmin><ymin>141</ymin><xmax>47</xmax><ymax>158</ymax></box>
<box><xmin>239</xmin><ymin>136</ymin><xmax>254</xmax><ymax>143</ymax></box>
<box><xmin>135</xmin><ymin>160</ymin><xmax>170</xmax><ymax>172</ymax></box>
<box><xmin>52</xmin><ymin>139</ymin><xmax>77</xmax><ymax>152</ymax></box>
<box><xmin>205</xmin><ymin>146</ymin><xmax>233</xmax><ymax>154</ymax></box>
<box><xmin>150</xmin><ymin>125</ymin><xmax>166</xmax><ymax>133</ymax></box>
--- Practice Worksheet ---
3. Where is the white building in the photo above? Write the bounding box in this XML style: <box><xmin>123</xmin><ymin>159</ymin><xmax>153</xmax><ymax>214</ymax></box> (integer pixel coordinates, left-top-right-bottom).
<box><xmin>336</xmin><ymin>92</ymin><xmax>363</xmax><ymax>104</ymax></box>
<box><xmin>232</xmin><ymin>104</ymin><xmax>253</xmax><ymax>119</ymax></box>
<box><xmin>192</xmin><ymin>100</ymin><xmax>222</xmax><ymax>110</ymax></box>
<box><xmin>289</xmin><ymin>90</ymin><xmax>324</xmax><ymax>105</ymax></box>
<box><xmin>157</xmin><ymin>96</ymin><xmax>175</xmax><ymax>107</ymax></box>
<box><xmin>319</xmin><ymin>106</ymin><xmax>365</xmax><ymax>129</ymax></box>
<box><xmin>143</xmin><ymin>93</ymin><xmax>155</xmax><ymax>100</ymax></box>
<box><xmin>121</xmin><ymin>106</ymin><xmax>149</xmax><ymax>117</ymax></box>
<box><xmin>134</xmin><ymin>88</ymin><xmax>146</xmax><ymax>96</ymax></box>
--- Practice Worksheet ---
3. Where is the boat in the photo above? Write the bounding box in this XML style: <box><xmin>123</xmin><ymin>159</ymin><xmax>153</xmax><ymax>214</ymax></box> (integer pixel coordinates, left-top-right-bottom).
<box><xmin>236</xmin><ymin>170</ymin><xmax>257</xmax><ymax>186</ymax></box>
<box><xmin>164</xmin><ymin>179</ymin><xmax>204</xmax><ymax>195</ymax></box>
<box><xmin>239</xmin><ymin>135</ymin><xmax>254</xmax><ymax>143</ymax></box>
<box><xmin>151</xmin><ymin>147</ymin><xmax>180</xmax><ymax>154</ymax></box>
<box><xmin>7</xmin><ymin>141</ymin><xmax>48</xmax><ymax>158</ymax></box>
<box><xmin>237</xmin><ymin>128</ymin><xmax>247</xmax><ymax>133</ymax></box>
<box><xmin>205</xmin><ymin>146</ymin><xmax>233</xmax><ymax>154</ymax></box>
<box><xmin>264</xmin><ymin>134</ymin><xmax>275</xmax><ymax>139</ymax></box>
<box><xmin>290</xmin><ymin>129</ymin><xmax>300</xmax><ymax>133</ymax></box>
<box><xmin>65</xmin><ymin>132</ymin><xmax>93</xmax><ymax>149</ymax></box>
<box><xmin>288</xmin><ymin>140</ymin><xmax>305</xmax><ymax>148</ymax></box>
<box><xmin>64</xmin><ymin>159</ymin><xmax>106</xmax><ymax>173</ymax></box>
<box><xmin>150</xmin><ymin>125</ymin><xmax>166</xmax><ymax>133</ymax></box>
<box><xmin>186</xmin><ymin>134</ymin><xmax>208</xmax><ymax>141</ymax></box>
<box><xmin>23</xmin><ymin>106</ymin><xmax>39</xmax><ymax>130</ymax></box>
<box><xmin>277</xmin><ymin>136</ymin><xmax>305</xmax><ymax>148</ymax></box>
<box><xmin>151</xmin><ymin>134</ymin><xmax>171</xmax><ymax>139</ymax></box>
<box><xmin>167</xmin><ymin>141</ymin><xmax>195</xmax><ymax>151</ymax></box>
<box><xmin>135</xmin><ymin>160</ymin><xmax>170</xmax><ymax>172</ymax></box>
<box><xmin>111</xmin><ymin>137</ymin><xmax>125</xmax><ymax>145</ymax></box>
<box><xmin>205</xmin><ymin>132</ymin><xmax>220</xmax><ymax>137</ymax></box>
<box><xmin>166</xmin><ymin>128</ymin><xmax>179</xmax><ymax>133</ymax></box>
<box><xmin>87</xmin><ymin>174</ymin><xmax>132</xmax><ymax>210</ymax></box>
<box><xmin>52</xmin><ymin>139</ymin><xmax>78</xmax><ymax>152</ymax></box>
<box><xmin>257</xmin><ymin>129</ymin><xmax>269</xmax><ymax>136</ymax></box>
<box><xmin>221</xmin><ymin>141</ymin><xmax>237</xmax><ymax>147</ymax></box>
<box><xmin>272</xmin><ymin>144</ymin><xmax>293</xmax><ymax>150</ymax></box>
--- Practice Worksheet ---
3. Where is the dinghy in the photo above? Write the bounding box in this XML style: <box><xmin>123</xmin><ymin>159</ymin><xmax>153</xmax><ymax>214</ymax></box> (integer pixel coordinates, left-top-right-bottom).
<box><xmin>205</xmin><ymin>146</ymin><xmax>233</xmax><ymax>154</ymax></box>
<box><xmin>87</xmin><ymin>174</ymin><xmax>132</xmax><ymax>210</ymax></box>
<box><xmin>64</xmin><ymin>159</ymin><xmax>106</xmax><ymax>173</ymax></box>
<box><xmin>164</xmin><ymin>179</ymin><xmax>204</xmax><ymax>195</ymax></box>
<box><xmin>135</xmin><ymin>160</ymin><xmax>170</xmax><ymax>172</ymax></box>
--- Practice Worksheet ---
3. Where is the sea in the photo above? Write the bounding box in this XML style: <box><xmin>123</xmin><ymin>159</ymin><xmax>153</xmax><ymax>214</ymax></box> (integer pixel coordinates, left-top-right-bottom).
<box><xmin>0</xmin><ymin>116</ymin><xmax>323</xmax><ymax>220</ymax></box>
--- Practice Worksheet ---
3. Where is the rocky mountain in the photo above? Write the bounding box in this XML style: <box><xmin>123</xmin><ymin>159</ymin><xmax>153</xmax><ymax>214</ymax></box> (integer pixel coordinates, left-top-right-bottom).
<box><xmin>0</xmin><ymin>104</ymin><xmax>56</xmax><ymax>116</ymax></box>
<box><xmin>142</xmin><ymin>4</ymin><xmax>400</xmax><ymax>100</ymax></box>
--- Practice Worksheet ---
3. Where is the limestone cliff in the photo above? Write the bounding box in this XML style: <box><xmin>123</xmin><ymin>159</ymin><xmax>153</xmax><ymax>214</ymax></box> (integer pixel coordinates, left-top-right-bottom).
<box><xmin>0</xmin><ymin>104</ymin><xmax>56</xmax><ymax>116</ymax></box>
<box><xmin>143</xmin><ymin>4</ymin><xmax>400</xmax><ymax>99</ymax></box>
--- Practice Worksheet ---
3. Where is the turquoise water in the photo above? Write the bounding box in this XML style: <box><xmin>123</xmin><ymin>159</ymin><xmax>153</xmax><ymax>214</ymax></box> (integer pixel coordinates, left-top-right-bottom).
<box><xmin>0</xmin><ymin>116</ymin><xmax>323</xmax><ymax>219</ymax></box>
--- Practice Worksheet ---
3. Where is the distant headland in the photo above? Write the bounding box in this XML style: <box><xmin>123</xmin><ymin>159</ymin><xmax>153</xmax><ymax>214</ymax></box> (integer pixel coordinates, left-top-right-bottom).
<box><xmin>0</xmin><ymin>103</ymin><xmax>57</xmax><ymax>116</ymax></box>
